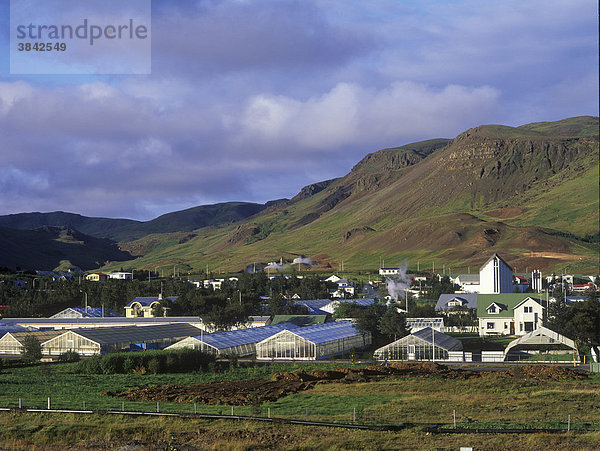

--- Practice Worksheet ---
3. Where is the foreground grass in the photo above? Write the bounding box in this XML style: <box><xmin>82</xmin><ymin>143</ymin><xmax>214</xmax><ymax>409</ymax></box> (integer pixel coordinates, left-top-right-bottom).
<box><xmin>0</xmin><ymin>361</ymin><xmax>599</xmax><ymax>449</ymax></box>
<box><xmin>0</xmin><ymin>413</ymin><xmax>598</xmax><ymax>450</ymax></box>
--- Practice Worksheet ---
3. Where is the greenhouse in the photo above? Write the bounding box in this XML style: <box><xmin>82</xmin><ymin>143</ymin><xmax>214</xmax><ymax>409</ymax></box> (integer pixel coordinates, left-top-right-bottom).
<box><xmin>41</xmin><ymin>324</ymin><xmax>202</xmax><ymax>356</ymax></box>
<box><xmin>0</xmin><ymin>330</ymin><xmax>64</xmax><ymax>355</ymax></box>
<box><xmin>256</xmin><ymin>320</ymin><xmax>371</xmax><ymax>360</ymax></box>
<box><xmin>504</xmin><ymin>327</ymin><xmax>578</xmax><ymax>361</ymax></box>
<box><xmin>373</xmin><ymin>327</ymin><xmax>463</xmax><ymax>361</ymax></box>
<box><xmin>166</xmin><ymin>323</ymin><xmax>300</xmax><ymax>357</ymax></box>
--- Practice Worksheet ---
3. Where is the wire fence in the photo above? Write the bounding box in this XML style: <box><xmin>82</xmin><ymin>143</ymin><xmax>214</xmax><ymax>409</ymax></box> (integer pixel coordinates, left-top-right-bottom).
<box><xmin>2</xmin><ymin>397</ymin><xmax>599</xmax><ymax>433</ymax></box>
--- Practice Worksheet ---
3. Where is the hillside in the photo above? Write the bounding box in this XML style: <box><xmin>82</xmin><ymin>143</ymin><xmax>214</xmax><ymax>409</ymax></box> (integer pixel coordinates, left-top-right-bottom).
<box><xmin>0</xmin><ymin>202</ymin><xmax>267</xmax><ymax>242</ymax></box>
<box><xmin>103</xmin><ymin>116</ymin><xmax>598</xmax><ymax>274</ymax></box>
<box><xmin>0</xmin><ymin>226</ymin><xmax>132</xmax><ymax>271</ymax></box>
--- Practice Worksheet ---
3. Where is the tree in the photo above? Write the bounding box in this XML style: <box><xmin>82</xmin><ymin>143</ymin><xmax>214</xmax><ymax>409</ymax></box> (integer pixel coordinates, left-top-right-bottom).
<box><xmin>22</xmin><ymin>335</ymin><xmax>42</xmax><ymax>362</ymax></box>
<box><xmin>547</xmin><ymin>296</ymin><xmax>600</xmax><ymax>353</ymax></box>
<box><xmin>378</xmin><ymin>307</ymin><xmax>408</xmax><ymax>341</ymax></box>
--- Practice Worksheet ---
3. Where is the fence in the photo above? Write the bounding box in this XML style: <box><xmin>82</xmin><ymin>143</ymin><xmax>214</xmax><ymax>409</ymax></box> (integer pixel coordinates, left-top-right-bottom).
<box><xmin>1</xmin><ymin>400</ymin><xmax>597</xmax><ymax>433</ymax></box>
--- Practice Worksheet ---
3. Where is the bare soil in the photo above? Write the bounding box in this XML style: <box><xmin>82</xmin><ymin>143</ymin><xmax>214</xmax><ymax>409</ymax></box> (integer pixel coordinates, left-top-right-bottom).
<box><xmin>105</xmin><ymin>363</ymin><xmax>586</xmax><ymax>406</ymax></box>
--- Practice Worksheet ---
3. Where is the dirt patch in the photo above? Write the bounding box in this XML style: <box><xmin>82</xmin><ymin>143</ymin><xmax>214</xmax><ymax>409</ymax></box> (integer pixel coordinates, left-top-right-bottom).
<box><xmin>105</xmin><ymin>364</ymin><xmax>586</xmax><ymax>406</ymax></box>
<box><xmin>525</xmin><ymin>251</ymin><xmax>578</xmax><ymax>260</ymax></box>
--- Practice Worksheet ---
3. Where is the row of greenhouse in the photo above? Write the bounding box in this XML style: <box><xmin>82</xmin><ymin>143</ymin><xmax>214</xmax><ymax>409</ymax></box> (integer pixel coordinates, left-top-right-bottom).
<box><xmin>0</xmin><ymin>319</ymin><xmax>580</xmax><ymax>362</ymax></box>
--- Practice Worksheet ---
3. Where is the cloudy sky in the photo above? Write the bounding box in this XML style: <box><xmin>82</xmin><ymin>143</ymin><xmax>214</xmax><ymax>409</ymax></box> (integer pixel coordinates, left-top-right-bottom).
<box><xmin>0</xmin><ymin>0</ymin><xmax>597</xmax><ymax>220</ymax></box>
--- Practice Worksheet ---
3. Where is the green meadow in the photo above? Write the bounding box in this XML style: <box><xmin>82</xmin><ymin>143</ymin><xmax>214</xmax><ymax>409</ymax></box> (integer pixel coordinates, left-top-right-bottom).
<box><xmin>0</xmin><ymin>360</ymin><xmax>599</xmax><ymax>449</ymax></box>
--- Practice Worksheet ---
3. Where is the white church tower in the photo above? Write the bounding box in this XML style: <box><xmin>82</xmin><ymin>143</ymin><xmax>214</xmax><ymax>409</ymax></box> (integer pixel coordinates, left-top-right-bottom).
<box><xmin>479</xmin><ymin>254</ymin><xmax>514</xmax><ymax>294</ymax></box>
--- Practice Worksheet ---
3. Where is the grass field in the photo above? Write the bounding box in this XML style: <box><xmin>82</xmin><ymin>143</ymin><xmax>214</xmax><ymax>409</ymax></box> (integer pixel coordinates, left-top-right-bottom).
<box><xmin>0</xmin><ymin>360</ymin><xmax>599</xmax><ymax>449</ymax></box>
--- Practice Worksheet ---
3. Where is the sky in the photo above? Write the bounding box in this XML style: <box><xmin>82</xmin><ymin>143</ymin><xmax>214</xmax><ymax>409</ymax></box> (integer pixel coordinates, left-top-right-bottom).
<box><xmin>0</xmin><ymin>0</ymin><xmax>597</xmax><ymax>221</ymax></box>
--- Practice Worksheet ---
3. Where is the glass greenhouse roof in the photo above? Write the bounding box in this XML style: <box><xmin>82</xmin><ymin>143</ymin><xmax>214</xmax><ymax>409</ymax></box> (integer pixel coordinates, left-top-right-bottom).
<box><xmin>406</xmin><ymin>318</ymin><xmax>444</xmax><ymax>329</ymax></box>
<box><xmin>195</xmin><ymin>323</ymin><xmax>301</xmax><ymax>350</ymax></box>
<box><xmin>70</xmin><ymin>323</ymin><xmax>202</xmax><ymax>345</ymax></box>
<box><xmin>289</xmin><ymin>320</ymin><xmax>362</xmax><ymax>344</ymax></box>
<box><xmin>412</xmin><ymin>327</ymin><xmax>462</xmax><ymax>351</ymax></box>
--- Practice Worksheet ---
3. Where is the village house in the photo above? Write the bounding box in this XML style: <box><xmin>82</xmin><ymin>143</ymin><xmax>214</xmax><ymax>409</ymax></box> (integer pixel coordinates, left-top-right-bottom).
<box><xmin>477</xmin><ymin>294</ymin><xmax>545</xmax><ymax>336</ymax></box>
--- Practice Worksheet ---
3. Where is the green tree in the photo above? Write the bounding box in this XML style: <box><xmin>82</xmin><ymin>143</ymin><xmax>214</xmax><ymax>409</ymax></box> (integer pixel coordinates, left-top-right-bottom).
<box><xmin>378</xmin><ymin>307</ymin><xmax>408</xmax><ymax>341</ymax></box>
<box><xmin>547</xmin><ymin>296</ymin><xmax>600</xmax><ymax>353</ymax></box>
<box><xmin>21</xmin><ymin>335</ymin><xmax>42</xmax><ymax>362</ymax></box>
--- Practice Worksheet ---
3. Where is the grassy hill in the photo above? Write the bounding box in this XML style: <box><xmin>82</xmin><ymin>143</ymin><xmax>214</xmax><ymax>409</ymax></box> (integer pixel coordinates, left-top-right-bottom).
<box><xmin>100</xmin><ymin>116</ymin><xmax>599</xmax><ymax>274</ymax></box>
<box><xmin>0</xmin><ymin>226</ymin><xmax>132</xmax><ymax>271</ymax></box>
<box><xmin>0</xmin><ymin>202</ymin><xmax>267</xmax><ymax>242</ymax></box>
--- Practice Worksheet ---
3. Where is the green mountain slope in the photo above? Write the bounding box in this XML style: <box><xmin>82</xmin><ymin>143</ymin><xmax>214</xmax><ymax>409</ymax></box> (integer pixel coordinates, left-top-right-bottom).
<box><xmin>0</xmin><ymin>226</ymin><xmax>132</xmax><ymax>271</ymax></box>
<box><xmin>104</xmin><ymin>116</ymin><xmax>598</xmax><ymax>274</ymax></box>
<box><xmin>0</xmin><ymin>202</ymin><xmax>267</xmax><ymax>242</ymax></box>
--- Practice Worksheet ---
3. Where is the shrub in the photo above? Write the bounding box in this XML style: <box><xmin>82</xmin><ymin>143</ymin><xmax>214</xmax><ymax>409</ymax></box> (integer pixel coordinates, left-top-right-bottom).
<box><xmin>58</xmin><ymin>350</ymin><xmax>80</xmax><ymax>363</ymax></box>
<box><xmin>123</xmin><ymin>355</ymin><xmax>138</xmax><ymax>373</ymax></box>
<box><xmin>21</xmin><ymin>335</ymin><xmax>42</xmax><ymax>362</ymax></box>
<box><xmin>147</xmin><ymin>357</ymin><xmax>162</xmax><ymax>374</ymax></box>
<box><xmin>75</xmin><ymin>349</ymin><xmax>216</xmax><ymax>374</ymax></box>
<box><xmin>100</xmin><ymin>354</ymin><xmax>124</xmax><ymax>374</ymax></box>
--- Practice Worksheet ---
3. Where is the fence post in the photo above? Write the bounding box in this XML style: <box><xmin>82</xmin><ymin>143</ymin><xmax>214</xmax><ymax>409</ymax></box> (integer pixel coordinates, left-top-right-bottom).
<box><xmin>122</xmin><ymin>401</ymin><xmax>125</xmax><ymax>412</ymax></box>
<box><xmin>231</xmin><ymin>406</ymin><xmax>234</xmax><ymax>416</ymax></box>
<box><xmin>268</xmin><ymin>407</ymin><xmax>271</xmax><ymax>418</ymax></box>
<box><xmin>453</xmin><ymin>409</ymin><xmax>456</xmax><ymax>429</ymax></box>
<box><xmin>194</xmin><ymin>403</ymin><xmax>197</xmax><ymax>414</ymax></box>
<box><xmin>568</xmin><ymin>414</ymin><xmax>571</xmax><ymax>431</ymax></box>
<box><xmin>157</xmin><ymin>402</ymin><xmax>159</xmax><ymax>413</ymax></box>
<box><xmin>353</xmin><ymin>407</ymin><xmax>356</xmax><ymax>423</ymax></box>
<box><xmin>305</xmin><ymin>407</ymin><xmax>308</xmax><ymax>421</ymax></box>
<box><xmin>47</xmin><ymin>397</ymin><xmax>51</xmax><ymax>410</ymax></box>
<box><xmin>83</xmin><ymin>401</ymin><xmax>86</xmax><ymax>410</ymax></box>
<box><xmin>18</xmin><ymin>398</ymin><xmax>21</xmax><ymax>409</ymax></box>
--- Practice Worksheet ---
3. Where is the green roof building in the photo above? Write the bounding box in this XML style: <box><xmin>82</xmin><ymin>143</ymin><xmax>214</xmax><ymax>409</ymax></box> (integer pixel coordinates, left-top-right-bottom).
<box><xmin>477</xmin><ymin>294</ymin><xmax>545</xmax><ymax>337</ymax></box>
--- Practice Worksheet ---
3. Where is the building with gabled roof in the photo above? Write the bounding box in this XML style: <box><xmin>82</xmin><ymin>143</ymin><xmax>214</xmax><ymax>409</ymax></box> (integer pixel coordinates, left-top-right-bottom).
<box><xmin>435</xmin><ymin>293</ymin><xmax>478</xmax><ymax>311</ymax></box>
<box><xmin>0</xmin><ymin>330</ymin><xmax>65</xmax><ymax>355</ymax></box>
<box><xmin>503</xmin><ymin>327</ymin><xmax>579</xmax><ymax>361</ymax></box>
<box><xmin>477</xmin><ymin>294</ymin><xmax>545</xmax><ymax>336</ymax></box>
<box><xmin>479</xmin><ymin>253</ymin><xmax>514</xmax><ymax>294</ymax></box>
<box><xmin>125</xmin><ymin>295</ymin><xmax>178</xmax><ymax>318</ymax></box>
<box><xmin>50</xmin><ymin>307</ymin><xmax>121</xmax><ymax>319</ymax></box>
<box><xmin>166</xmin><ymin>322</ymin><xmax>300</xmax><ymax>357</ymax></box>
<box><xmin>256</xmin><ymin>321</ymin><xmax>371</xmax><ymax>360</ymax></box>
<box><xmin>373</xmin><ymin>327</ymin><xmax>462</xmax><ymax>361</ymax></box>
<box><xmin>293</xmin><ymin>298</ymin><xmax>376</xmax><ymax>315</ymax></box>
<box><xmin>41</xmin><ymin>323</ymin><xmax>201</xmax><ymax>356</ymax></box>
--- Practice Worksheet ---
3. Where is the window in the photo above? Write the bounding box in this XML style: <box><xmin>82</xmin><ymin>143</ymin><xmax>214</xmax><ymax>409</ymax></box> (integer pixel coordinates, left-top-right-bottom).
<box><xmin>504</xmin><ymin>322</ymin><xmax>508</xmax><ymax>329</ymax></box>
<box><xmin>488</xmin><ymin>305</ymin><xmax>496</xmax><ymax>313</ymax></box>
<box><xmin>487</xmin><ymin>322</ymin><xmax>495</xmax><ymax>329</ymax></box>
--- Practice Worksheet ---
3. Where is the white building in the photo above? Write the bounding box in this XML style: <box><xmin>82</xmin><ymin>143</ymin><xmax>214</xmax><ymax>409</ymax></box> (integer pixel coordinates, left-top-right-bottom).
<box><xmin>107</xmin><ymin>272</ymin><xmax>133</xmax><ymax>280</ymax></box>
<box><xmin>477</xmin><ymin>294</ymin><xmax>545</xmax><ymax>336</ymax></box>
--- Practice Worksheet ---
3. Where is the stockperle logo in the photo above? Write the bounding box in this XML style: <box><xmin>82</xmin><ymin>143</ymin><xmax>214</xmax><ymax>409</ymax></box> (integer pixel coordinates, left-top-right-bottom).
<box><xmin>10</xmin><ymin>0</ymin><xmax>151</xmax><ymax>75</ymax></box>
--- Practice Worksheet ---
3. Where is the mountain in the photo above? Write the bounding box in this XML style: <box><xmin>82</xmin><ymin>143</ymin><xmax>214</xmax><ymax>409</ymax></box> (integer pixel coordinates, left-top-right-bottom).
<box><xmin>1</xmin><ymin>117</ymin><xmax>597</xmax><ymax>273</ymax></box>
<box><xmin>0</xmin><ymin>202</ymin><xmax>267</xmax><ymax>242</ymax></box>
<box><xmin>0</xmin><ymin>226</ymin><xmax>132</xmax><ymax>271</ymax></box>
<box><xmin>103</xmin><ymin>116</ymin><xmax>598</xmax><ymax>274</ymax></box>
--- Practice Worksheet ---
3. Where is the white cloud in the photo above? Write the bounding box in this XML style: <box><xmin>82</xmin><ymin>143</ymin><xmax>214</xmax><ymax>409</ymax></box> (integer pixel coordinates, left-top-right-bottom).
<box><xmin>241</xmin><ymin>81</ymin><xmax>500</xmax><ymax>150</ymax></box>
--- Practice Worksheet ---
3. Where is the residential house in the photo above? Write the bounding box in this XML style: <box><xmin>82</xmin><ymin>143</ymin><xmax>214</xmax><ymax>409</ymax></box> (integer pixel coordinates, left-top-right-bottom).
<box><xmin>107</xmin><ymin>272</ymin><xmax>133</xmax><ymax>280</ymax></box>
<box><xmin>379</xmin><ymin>268</ymin><xmax>400</xmax><ymax>276</ymax></box>
<box><xmin>85</xmin><ymin>273</ymin><xmax>108</xmax><ymax>282</ymax></box>
<box><xmin>477</xmin><ymin>294</ymin><xmax>545</xmax><ymax>336</ymax></box>
<box><xmin>435</xmin><ymin>293</ymin><xmax>478</xmax><ymax>312</ymax></box>
<box><xmin>124</xmin><ymin>295</ymin><xmax>178</xmax><ymax>318</ymax></box>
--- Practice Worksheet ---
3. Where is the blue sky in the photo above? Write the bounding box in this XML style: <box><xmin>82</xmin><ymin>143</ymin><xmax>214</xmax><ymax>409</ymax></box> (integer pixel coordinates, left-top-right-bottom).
<box><xmin>0</xmin><ymin>0</ymin><xmax>597</xmax><ymax>220</ymax></box>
